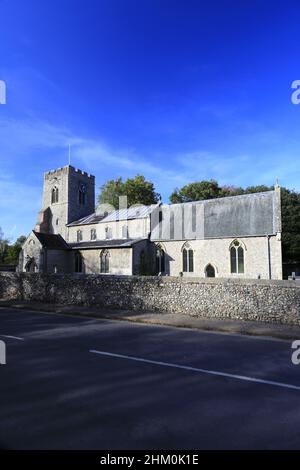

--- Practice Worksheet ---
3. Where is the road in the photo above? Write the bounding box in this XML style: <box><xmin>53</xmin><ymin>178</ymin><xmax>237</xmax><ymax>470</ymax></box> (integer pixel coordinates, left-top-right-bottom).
<box><xmin>0</xmin><ymin>306</ymin><xmax>300</xmax><ymax>449</ymax></box>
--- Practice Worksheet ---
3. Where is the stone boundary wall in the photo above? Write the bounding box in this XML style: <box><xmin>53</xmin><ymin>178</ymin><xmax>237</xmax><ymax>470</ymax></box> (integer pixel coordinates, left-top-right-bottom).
<box><xmin>1</xmin><ymin>273</ymin><xmax>300</xmax><ymax>325</ymax></box>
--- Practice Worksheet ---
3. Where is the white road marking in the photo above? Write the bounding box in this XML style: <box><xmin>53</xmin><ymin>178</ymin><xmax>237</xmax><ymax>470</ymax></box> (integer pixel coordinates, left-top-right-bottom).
<box><xmin>0</xmin><ymin>335</ymin><xmax>24</xmax><ymax>341</ymax></box>
<box><xmin>89</xmin><ymin>349</ymin><xmax>300</xmax><ymax>392</ymax></box>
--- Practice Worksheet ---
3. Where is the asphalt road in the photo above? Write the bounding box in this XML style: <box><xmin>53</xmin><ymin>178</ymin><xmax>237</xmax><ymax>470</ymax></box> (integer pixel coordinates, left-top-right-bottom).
<box><xmin>1</xmin><ymin>306</ymin><xmax>300</xmax><ymax>450</ymax></box>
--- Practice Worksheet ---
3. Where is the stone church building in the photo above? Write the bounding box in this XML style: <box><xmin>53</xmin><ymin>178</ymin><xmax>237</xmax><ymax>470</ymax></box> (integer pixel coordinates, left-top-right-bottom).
<box><xmin>19</xmin><ymin>165</ymin><xmax>283</xmax><ymax>279</ymax></box>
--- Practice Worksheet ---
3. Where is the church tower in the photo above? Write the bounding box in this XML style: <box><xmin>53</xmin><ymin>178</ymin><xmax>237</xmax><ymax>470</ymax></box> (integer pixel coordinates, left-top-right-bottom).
<box><xmin>35</xmin><ymin>165</ymin><xmax>95</xmax><ymax>240</ymax></box>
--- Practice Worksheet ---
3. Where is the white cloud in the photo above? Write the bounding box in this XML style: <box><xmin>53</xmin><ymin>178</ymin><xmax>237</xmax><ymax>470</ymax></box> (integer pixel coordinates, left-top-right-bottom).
<box><xmin>1</xmin><ymin>115</ymin><xmax>300</xmax><ymax>240</ymax></box>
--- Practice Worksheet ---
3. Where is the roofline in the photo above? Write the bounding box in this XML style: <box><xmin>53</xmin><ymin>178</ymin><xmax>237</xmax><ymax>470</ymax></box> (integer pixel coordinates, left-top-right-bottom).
<box><xmin>68</xmin><ymin>238</ymin><xmax>147</xmax><ymax>249</ymax></box>
<box><xmin>67</xmin><ymin>215</ymin><xmax>151</xmax><ymax>226</ymax></box>
<box><xmin>150</xmin><ymin>232</ymin><xmax>278</xmax><ymax>242</ymax></box>
<box><xmin>67</xmin><ymin>221</ymin><xmax>103</xmax><ymax>227</ymax></box>
<box><xmin>162</xmin><ymin>189</ymin><xmax>276</xmax><ymax>208</ymax></box>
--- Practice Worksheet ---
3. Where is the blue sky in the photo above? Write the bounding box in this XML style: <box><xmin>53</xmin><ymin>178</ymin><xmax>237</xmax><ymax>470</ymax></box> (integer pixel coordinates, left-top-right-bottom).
<box><xmin>1</xmin><ymin>0</ymin><xmax>300</xmax><ymax>240</ymax></box>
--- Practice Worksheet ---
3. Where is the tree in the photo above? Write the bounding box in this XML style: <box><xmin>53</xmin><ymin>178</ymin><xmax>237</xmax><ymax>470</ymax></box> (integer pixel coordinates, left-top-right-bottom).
<box><xmin>280</xmin><ymin>188</ymin><xmax>300</xmax><ymax>264</ymax></box>
<box><xmin>0</xmin><ymin>227</ymin><xmax>9</xmax><ymax>263</ymax></box>
<box><xmin>0</xmin><ymin>229</ymin><xmax>26</xmax><ymax>265</ymax></box>
<box><xmin>98</xmin><ymin>175</ymin><xmax>160</xmax><ymax>209</ymax></box>
<box><xmin>4</xmin><ymin>236</ymin><xmax>26</xmax><ymax>264</ymax></box>
<box><xmin>170</xmin><ymin>180</ymin><xmax>222</xmax><ymax>203</ymax></box>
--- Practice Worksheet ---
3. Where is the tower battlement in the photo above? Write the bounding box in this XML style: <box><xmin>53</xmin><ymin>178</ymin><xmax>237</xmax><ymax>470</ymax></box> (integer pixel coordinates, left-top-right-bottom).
<box><xmin>44</xmin><ymin>165</ymin><xmax>94</xmax><ymax>179</ymax></box>
<box><xmin>37</xmin><ymin>165</ymin><xmax>95</xmax><ymax>239</ymax></box>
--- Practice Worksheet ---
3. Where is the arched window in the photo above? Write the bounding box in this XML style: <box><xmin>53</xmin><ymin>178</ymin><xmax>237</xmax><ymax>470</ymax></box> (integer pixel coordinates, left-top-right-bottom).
<box><xmin>155</xmin><ymin>245</ymin><xmax>165</xmax><ymax>274</ymax></box>
<box><xmin>25</xmin><ymin>258</ymin><xmax>38</xmax><ymax>273</ymax></box>
<box><xmin>90</xmin><ymin>228</ymin><xmax>96</xmax><ymax>240</ymax></box>
<box><xmin>230</xmin><ymin>240</ymin><xmax>245</xmax><ymax>274</ymax></box>
<box><xmin>78</xmin><ymin>183</ymin><xmax>86</xmax><ymax>205</ymax></box>
<box><xmin>100</xmin><ymin>249</ymin><xmax>110</xmax><ymax>273</ymax></box>
<box><xmin>75</xmin><ymin>252</ymin><xmax>83</xmax><ymax>273</ymax></box>
<box><xmin>205</xmin><ymin>264</ymin><xmax>215</xmax><ymax>278</ymax></box>
<box><xmin>51</xmin><ymin>186</ymin><xmax>59</xmax><ymax>204</ymax></box>
<box><xmin>182</xmin><ymin>243</ymin><xmax>194</xmax><ymax>273</ymax></box>
<box><xmin>77</xmin><ymin>230</ymin><xmax>82</xmax><ymax>242</ymax></box>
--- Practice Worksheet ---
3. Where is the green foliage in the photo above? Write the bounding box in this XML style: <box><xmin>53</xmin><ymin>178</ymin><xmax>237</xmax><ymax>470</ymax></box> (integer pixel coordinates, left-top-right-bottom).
<box><xmin>98</xmin><ymin>175</ymin><xmax>160</xmax><ymax>209</ymax></box>
<box><xmin>0</xmin><ymin>231</ymin><xmax>26</xmax><ymax>265</ymax></box>
<box><xmin>169</xmin><ymin>181</ymin><xmax>300</xmax><ymax>264</ymax></box>
<box><xmin>170</xmin><ymin>180</ymin><xmax>221</xmax><ymax>203</ymax></box>
<box><xmin>281</xmin><ymin>188</ymin><xmax>300</xmax><ymax>263</ymax></box>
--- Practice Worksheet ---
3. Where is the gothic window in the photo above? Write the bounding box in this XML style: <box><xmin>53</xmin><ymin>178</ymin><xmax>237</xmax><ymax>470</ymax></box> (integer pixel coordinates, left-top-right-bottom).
<box><xmin>90</xmin><ymin>228</ymin><xmax>97</xmax><ymax>240</ymax></box>
<box><xmin>182</xmin><ymin>243</ymin><xmax>194</xmax><ymax>273</ymax></box>
<box><xmin>51</xmin><ymin>186</ymin><xmax>59</xmax><ymax>204</ymax></box>
<box><xmin>100</xmin><ymin>249</ymin><xmax>110</xmax><ymax>273</ymax></box>
<box><xmin>56</xmin><ymin>218</ymin><xmax>59</xmax><ymax>226</ymax></box>
<box><xmin>75</xmin><ymin>252</ymin><xmax>83</xmax><ymax>273</ymax></box>
<box><xmin>25</xmin><ymin>258</ymin><xmax>37</xmax><ymax>273</ymax></box>
<box><xmin>230</xmin><ymin>240</ymin><xmax>245</xmax><ymax>274</ymax></box>
<box><xmin>205</xmin><ymin>264</ymin><xmax>215</xmax><ymax>278</ymax></box>
<box><xmin>78</xmin><ymin>183</ymin><xmax>86</xmax><ymax>205</ymax></box>
<box><xmin>155</xmin><ymin>245</ymin><xmax>165</xmax><ymax>274</ymax></box>
<box><xmin>77</xmin><ymin>230</ymin><xmax>83</xmax><ymax>242</ymax></box>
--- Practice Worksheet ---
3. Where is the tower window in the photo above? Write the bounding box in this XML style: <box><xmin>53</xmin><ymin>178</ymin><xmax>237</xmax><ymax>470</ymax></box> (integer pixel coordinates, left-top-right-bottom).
<box><xmin>78</xmin><ymin>183</ymin><xmax>86</xmax><ymax>205</ymax></box>
<box><xmin>56</xmin><ymin>218</ymin><xmax>59</xmax><ymax>226</ymax></box>
<box><xmin>51</xmin><ymin>186</ymin><xmax>59</xmax><ymax>204</ymax></box>
<box><xmin>90</xmin><ymin>228</ymin><xmax>96</xmax><ymax>240</ymax></box>
<box><xmin>100</xmin><ymin>249</ymin><xmax>110</xmax><ymax>273</ymax></box>
<box><xmin>77</xmin><ymin>230</ymin><xmax>83</xmax><ymax>242</ymax></box>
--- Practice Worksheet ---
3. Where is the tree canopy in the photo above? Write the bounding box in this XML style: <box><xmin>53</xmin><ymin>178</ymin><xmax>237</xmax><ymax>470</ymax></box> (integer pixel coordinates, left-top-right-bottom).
<box><xmin>0</xmin><ymin>230</ymin><xmax>26</xmax><ymax>265</ymax></box>
<box><xmin>170</xmin><ymin>180</ymin><xmax>272</xmax><ymax>203</ymax></box>
<box><xmin>98</xmin><ymin>175</ymin><xmax>160</xmax><ymax>209</ymax></box>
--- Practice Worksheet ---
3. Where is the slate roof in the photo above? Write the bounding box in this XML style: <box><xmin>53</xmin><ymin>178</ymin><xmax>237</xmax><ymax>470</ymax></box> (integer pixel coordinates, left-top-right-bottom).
<box><xmin>101</xmin><ymin>205</ymin><xmax>157</xmax><ymax>222</ymax></box>
<box><xmin>68</xmin><ymin>238</ymin><xmax>146</xmax><ymax>250</ymax></box>
<box><xmin>150</xmin><ymin>189</ymin><xmax>281</xmax><ymax>241</ymax></box>
<box><xmin>67</xmin><ymin>213</ymin><xmax>107</xmax><ymax>227</ymax></box>
<box><xmin>68</xmin><ymin>204</ymin><xmax>158</xmax><ymax>227</ymax></box>
<box><xmin>33</xmin><ymin>231</ymin><xmax>70</xmax><ymax>250</ymax></box>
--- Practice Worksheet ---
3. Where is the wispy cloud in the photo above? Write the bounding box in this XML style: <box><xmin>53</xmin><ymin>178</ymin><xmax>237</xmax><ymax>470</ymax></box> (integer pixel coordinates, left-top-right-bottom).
<box><xmin>1</xmin><ymin>115</ymin><xmax>300</xmax><ymax>239</ymax></box>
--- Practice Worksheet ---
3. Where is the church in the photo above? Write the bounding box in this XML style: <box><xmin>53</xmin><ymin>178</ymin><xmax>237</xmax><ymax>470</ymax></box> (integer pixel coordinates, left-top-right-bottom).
<box><xmin>19</xmin><ymin>165</ymin><xmax>283</xmax><ymax>279</ymax></box>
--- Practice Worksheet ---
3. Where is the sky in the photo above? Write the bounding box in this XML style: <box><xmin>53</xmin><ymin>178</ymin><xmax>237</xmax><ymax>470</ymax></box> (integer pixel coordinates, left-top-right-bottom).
<box><xmin>1</xmin><ymin>0</ymin><xmax>300</xmax><ymax>240</ymax></box>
